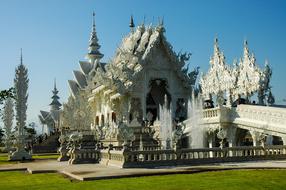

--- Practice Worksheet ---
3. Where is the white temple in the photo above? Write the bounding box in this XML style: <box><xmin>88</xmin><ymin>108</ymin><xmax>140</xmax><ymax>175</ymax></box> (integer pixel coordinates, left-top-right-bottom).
<box><xmin>56</xmin><ymin>14</ymin><xmax>286</xmax><ymax>167</ymax></box>
<box><xmin>66</xmin><ymin>14</ymin><xmax>197</xmax><ymax>145</ymax></box>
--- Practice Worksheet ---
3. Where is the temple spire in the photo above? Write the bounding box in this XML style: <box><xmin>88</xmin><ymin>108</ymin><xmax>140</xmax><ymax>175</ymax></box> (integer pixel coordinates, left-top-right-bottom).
<box><xmin>243</xmin><ymin>39</ymin><xmax>250</xmax><ymax>61</ymax></box>
<box><xmin>50</xmin><ymin>79</ymin><xmax>61</xmax><ymax>111</ymax></box>
<box><xmin>86</xmin><ymin>12</ymin><xmax>103</xmax><ymax>63</ymax></box>
<box><xmin>129</xmin><ymin>15</ymin><xmax>135</xmax><ymax>32</ymax></box>
<box><xmin>92</xmin><ymin>11</ymin><xmax>96</xmax><ymax>32</ymax></box>
<box><xmin>214</xmin><ymin>36</ymin><xmax>219</xmax><ymax>54</ymax></box>
<box><xmin>159</xmin><ymin>17</ymin><xmax>164</xmax><ymax>26</ymax></box>
<box><xmin>20</xmin><ymin>48</ymin><xmax>23</xmax><ymax>65</ymax></box>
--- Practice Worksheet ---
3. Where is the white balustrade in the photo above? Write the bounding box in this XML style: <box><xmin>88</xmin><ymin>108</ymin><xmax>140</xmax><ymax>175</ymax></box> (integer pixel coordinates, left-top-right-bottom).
<box><xmin>101</xmin><ymin>145</ymin><xmax>286</xmax><ymax>167</ymax></box>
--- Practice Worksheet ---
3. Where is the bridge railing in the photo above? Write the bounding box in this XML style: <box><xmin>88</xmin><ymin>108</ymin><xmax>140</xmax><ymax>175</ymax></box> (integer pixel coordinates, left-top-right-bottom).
<box><xmin>201</xmin><ymin>106</ymin><xmax>231</xmax><ymax>123</ymax></box>
<box><xmin>234</xmin><ymin>105</ymin><xmax>286</xmax><ymax>126</ymax></box>
<box><xmin>202</xmin><ymin>108</ymin><xmax>220</xmax><ymax>118</ymax></box>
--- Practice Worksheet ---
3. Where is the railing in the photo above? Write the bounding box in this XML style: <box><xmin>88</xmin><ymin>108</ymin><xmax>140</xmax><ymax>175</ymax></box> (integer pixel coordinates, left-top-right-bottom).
<box><xmin>202</xmin><ymin>105</ymin><xmax>286</xmax><ymax>125</ymax></box>
<box><xmin>234</xmin><ymin>105</ymin><xmax>286</xmax><ymax>126</ymax></box>
<box><xmin>103</xmin><ymin>145</ymin><xmax>286</xmax><ymax>168</ymax></box>
<box><xmin>128</xmin><ymin>145</ymin><xmax>162</xmax><ymax>151</ymax></box>
<box><xmin>68</xmin><ymin>148</ymin><xmax>100</xmax><ymax>164</ymax></box>
<box><xmin>203</xmin><ymin>108</ymin><xmax>220</xmax><ymax>118</ymax></box>
<box><xmin>199</xmin><ymin>105</ymin><xmax>286</xmax><ymax>136</ymax></box>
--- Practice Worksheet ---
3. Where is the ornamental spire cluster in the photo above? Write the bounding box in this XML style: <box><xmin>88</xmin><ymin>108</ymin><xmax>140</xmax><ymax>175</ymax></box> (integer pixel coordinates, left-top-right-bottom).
<box><xmin>200</xmin><ymin>38</ymin><xmax>273</xmax><ymax>105</ymax></box>
<box><xmin>86</xmin><ymin>12</ymin><xmax>104</xmax><ymax>63</ymax></box>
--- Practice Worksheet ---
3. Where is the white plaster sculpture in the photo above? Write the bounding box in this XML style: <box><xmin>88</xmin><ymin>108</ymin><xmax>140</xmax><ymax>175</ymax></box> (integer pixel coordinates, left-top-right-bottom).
<box><xmin>9</xmin><ymin>50</ymin><xmax>32</xmax><ymax>161</ymax></box>
<box><xmin>2</xmin><ymin>98</ymin><xmax>14</xmax><ymax>151</ymax></box>
<box><xmin>200</xmin><ymin>38</ymin><xmax>273</xmax><ymax>106</ymax></box>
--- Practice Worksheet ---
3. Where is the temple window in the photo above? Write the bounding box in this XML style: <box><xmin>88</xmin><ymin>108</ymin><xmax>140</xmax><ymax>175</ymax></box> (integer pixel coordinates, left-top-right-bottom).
<box><xmin>112</xmin><ymin>112</ymin><xmax>116</xmax><ymax>122</ymax></box>
<box><xmin>101</xmin><ymin>115</ymin><xmax>105</xmax><ymax>125</ymax></box>
<box><xmin>95</xmin><ymin>116</ymin><xmax>99</xmax><ymax>125</ymax></box>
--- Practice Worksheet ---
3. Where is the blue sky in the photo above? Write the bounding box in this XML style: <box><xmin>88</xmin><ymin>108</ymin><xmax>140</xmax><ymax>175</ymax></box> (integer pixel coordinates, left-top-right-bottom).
<box><xmin>0</xmin><ymin>0</ymin><xmax>286</xmax><ymax>130</ymax></box>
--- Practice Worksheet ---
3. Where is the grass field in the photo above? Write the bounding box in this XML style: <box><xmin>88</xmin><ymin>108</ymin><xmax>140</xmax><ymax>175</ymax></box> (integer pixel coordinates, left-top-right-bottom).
<box><xmin>0</xmin><ymin>169</ymin><xmax>285</xmax><ymax>190</ymax></box>
<box><xmin>0</xmin><ymin>153</ymin><xmax>59</xmax><ymax>165</ymax></box>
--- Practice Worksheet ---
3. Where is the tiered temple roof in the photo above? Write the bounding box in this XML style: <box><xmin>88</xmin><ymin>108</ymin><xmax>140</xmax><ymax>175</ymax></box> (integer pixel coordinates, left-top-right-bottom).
<box><xmin>69</xmin><ymin>15</ymin><xmax>197</xmax><ymax>97</ymax></box>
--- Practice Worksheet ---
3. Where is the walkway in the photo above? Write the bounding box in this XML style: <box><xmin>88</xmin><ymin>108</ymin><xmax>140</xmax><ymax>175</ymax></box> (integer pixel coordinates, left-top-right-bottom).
<box><xmin>1</xmin><ymin>159</ymin><xmax>286</xmax><ymax>181</ymax></box>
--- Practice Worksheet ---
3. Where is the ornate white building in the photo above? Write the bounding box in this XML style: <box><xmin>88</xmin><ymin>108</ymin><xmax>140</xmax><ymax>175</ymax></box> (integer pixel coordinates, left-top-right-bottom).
<box><xmin>67</xmin><ymin>14</ymin><xmax>198</xmax><ymax>133</ymax></box>
<box><xmin>200</xmin><ymin>38</ymin><xmax>274</xmax><ymax>107</ymax></box>
<box><xmin>57</xmin><ymin>14</ymin><xmax>286</xmax><ymax>167</ymax></box>
<box><xmin>39</xmin><ymin>81</ymin><xmax>61</xmax><ymax>135</ymax></box>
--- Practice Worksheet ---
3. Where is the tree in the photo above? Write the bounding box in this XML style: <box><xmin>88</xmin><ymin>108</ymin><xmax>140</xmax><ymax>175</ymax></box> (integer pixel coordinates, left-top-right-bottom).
<box><xmin>0</xmin><ymin>88</ymin><xmax>15</xmax><ymax>111</ymax></box>
<box><xmin>0</xmin><ymin>128</ymin><xmax>4</xmax><ymax>145</ymax></box>
<box><xmin>1</xmin><ymin>98</ymin><xmax>14</xmax><ymax>150</ymax></box>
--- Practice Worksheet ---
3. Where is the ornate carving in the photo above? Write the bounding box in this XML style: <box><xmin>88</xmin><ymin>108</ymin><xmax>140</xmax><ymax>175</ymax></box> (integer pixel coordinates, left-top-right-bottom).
<box><xmin>61</xmin><ymin>91</ymin><xmax>92</xmax><ymax>131</ymax></box>
<box><xmin>118</xmin><ymin>120</ymin><xmax>135</xmax><ymax>145</ymax></box>
<box><xmin>9</xmin><ymin>56</ymin><xmax>32</xmax><ymax>161</ymax></box>
<box><xmin>129</xmin><ymin>97</ymin><xmax>143</xmax><ymax>122</ymax></box>
<box><xmin>200</xmin><ymin>38</ymin><xmax>273</xmax><ymax>106</ymax></box>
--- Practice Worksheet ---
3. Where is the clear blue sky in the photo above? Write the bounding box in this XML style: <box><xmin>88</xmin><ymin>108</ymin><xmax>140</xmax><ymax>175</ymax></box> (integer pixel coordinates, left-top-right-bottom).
<box><xmin>0</xmin><ymin>0</ymin><xmax>286</xmax><ymax>130</ymax></box>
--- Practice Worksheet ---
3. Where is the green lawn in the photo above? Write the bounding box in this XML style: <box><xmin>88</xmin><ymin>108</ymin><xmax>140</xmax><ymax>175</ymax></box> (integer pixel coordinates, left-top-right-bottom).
<box><xmin>32</xmin><ymin>153</ymin><xmax>59</xmax><ymax>160</ymax></box>
<box><xmin>0</xmin><ymin>153</ymin><xmax>59</xmax><ymax>165</ymax></box>
<box><xmin>0</xmin><ymin>169</ymin><xmax>285</xmax><ymax>190</ymax></box>
<box><xmin>0</xmin><ymin>154</ymin><xmax>17</xmax><ymax>165</ymax></box>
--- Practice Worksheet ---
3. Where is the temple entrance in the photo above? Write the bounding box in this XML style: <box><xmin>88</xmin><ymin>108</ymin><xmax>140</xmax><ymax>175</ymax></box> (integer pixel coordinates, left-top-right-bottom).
<box><xmin>235</xmin><ymin>128</ymin><xmax>253</xmax><ymax>146</ymax></box>
<box><xmin>146</xmin><ymin>79</ymin><xmax>171</xmax><ymax>122</ymax></box>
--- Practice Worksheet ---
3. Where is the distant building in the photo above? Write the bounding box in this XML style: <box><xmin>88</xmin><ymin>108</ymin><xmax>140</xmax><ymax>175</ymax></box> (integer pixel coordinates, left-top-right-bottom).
<box><xmin>38</xmin><ymin>81</ymin><xmax>61</xmax><ymax>135</ymax></box>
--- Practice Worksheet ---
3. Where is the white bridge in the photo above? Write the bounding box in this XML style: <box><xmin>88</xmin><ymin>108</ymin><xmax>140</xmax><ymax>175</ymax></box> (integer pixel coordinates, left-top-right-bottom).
<box><xmin>185</xmin><ymin>104</ymin><xmax>286</xmax><ymax>147</ymax></box>
<box><xmin>68</xmin><ymin>104</ymin><xmax>286</xmax><ymax>168</ymax></box>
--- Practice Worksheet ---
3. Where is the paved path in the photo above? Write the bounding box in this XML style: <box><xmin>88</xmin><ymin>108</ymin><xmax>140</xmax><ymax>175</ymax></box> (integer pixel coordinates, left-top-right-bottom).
<box><xmin>1</xmin><ymin>159</ymin><xmax>286</xmax><ymax>181</ymax></box>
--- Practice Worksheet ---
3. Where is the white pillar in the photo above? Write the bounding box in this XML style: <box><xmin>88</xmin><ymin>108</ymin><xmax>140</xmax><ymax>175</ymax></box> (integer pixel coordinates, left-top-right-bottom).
<box><xmin>226</xmin><ymin>89</ymin><xmax>233</xmax><ymax>107</ymax></box>
<box><xmin>281</xmin><ymin>136</ymin><xmax>286</xmax><ymax>154</ymax></box>
<box><xmin>250</xmin><ymin>131</ymin><xmax>260</xmax><ymax>147</ymax></box>
<box><xmin>208</xmin><ymin>134</ymin><xmax>214</xmax><ymax>158</ymax></box>
<box><xmin>281</xmin><ymin>136</ymin><xmax>286</xmax><ymax>145</ymax></box>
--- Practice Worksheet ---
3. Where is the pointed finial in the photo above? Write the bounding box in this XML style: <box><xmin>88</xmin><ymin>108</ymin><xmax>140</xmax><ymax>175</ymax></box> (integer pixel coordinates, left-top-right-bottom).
<box><xmin>54</xmin><ymin>78</ymin><xmax>57</xmax><ymax>90</ymax></box>
<box><xmin>244</xmin><ymin>39</ymin><xmax>248</xmax><ymax>47</ymax></box>
<box><xmin>20</xmin><ymin>48</ymin><xmax>23</xmax><ymax>65</ymax></box>
<box><xmin>214</xmin><ymin>35</ymin><xmax>218</xmax><ymax>44</ymax></box>
<box><xmin>158</xmin><ymin>16</ymin><xmax>164</xmax><ymax>26</ymax></box>
<box><xmin>265</xmin><ymin>59</ymin><xmax>269</xmax><ymax>66</ymax></box>
<box><xmin>92</xmin><ymin>11</ymin><xmax>96</xmax><ymax>32</ymax></box>
<box><xmin>143</xmin><ymin>15</ymin><xmax>146</xmax><ymax>25</ymax></box>
<box><xmin>214</xmin><ymin>36</ymin><xmax>219</xmax><ymax>52</ymax></box>
<box><xmin>129</xmin><ymin>15</ymin><xmax>135</xmax><ymax>28</ymax></box>
<box><xmin>243</xmin><ymin>39</ymin><xmax>250</xmax><ymax>59</ymax></box>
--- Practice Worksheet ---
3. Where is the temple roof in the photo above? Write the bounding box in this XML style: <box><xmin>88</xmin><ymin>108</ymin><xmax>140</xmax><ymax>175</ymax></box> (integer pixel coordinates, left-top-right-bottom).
<box><xmin>99</xmin><ymin>23</ymin><xmax>193</xmax><ymax>92</ymax></box>
<box><xmin>49</xmin><ymin>80</ymin><xmax>62</xmax><ymax>110</ymax></box>
<box><xmin>68</xmin><ymin>18</ymin><xmax>195</xmax><ymax>97</ymax></box>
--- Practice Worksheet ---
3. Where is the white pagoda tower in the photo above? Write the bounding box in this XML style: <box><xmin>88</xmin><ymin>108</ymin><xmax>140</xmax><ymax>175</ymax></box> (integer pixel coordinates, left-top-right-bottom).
<box><xmin>9</xmin><ymin>49</ymin><xmax>32</xmax><ymax>161</ymax></box>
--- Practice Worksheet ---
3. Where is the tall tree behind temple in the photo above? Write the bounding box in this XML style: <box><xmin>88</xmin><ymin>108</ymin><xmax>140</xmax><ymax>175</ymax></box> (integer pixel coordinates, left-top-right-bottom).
<box><xmin>2</xmin><ymin>98</ymin><xmax>14</xmax><ymax>150</ymax></box>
